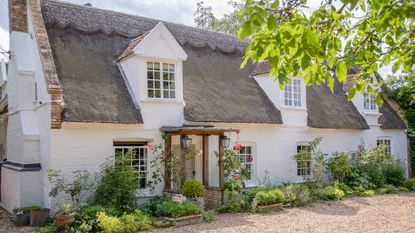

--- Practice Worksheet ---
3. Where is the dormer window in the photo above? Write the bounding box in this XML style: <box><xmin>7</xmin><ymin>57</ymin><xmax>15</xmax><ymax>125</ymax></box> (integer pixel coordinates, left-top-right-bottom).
<box><xmin>363</xmin><ymin>92</ymin><xmax>376</xmax><ymax>111</ymax></box>
<box><xmin>284</xmin><ymin>78</ymin><xmax>302</xmax><ymax>107</ymax></box>
<box><xmin>147</xmin><ymin>61</ymin><xmax>176</xmax><ymax>99</ymax></box>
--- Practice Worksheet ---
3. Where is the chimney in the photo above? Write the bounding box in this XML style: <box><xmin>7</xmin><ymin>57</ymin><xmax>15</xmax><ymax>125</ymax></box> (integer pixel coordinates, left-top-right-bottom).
<box><xmin>9</xmin><ymin>0</ymin><xmax>28</xmax><ymax>33</ymax></box>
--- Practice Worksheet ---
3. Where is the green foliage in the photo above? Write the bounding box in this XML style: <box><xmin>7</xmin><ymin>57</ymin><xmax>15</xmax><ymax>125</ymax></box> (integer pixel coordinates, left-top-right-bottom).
<box><xmin>238</xmin><ymin>0</ymin><xmax>415</xmax><ymax>101</ymax></box>
<box><xmin>403</xmin><ymin>178</ymin><xmax>415</xmax><ymax>191</ymax></box>
<box><xmin>202</xmin><ymin>210</ymin><xmax>215</xmax><ymax>222</ymax></box>
<box><xmin>218</xmin><ymin>200</ymin><xmax>247</xmax><ymax>213</ymax></box>
<box><xmin>383</xmin><ymin>161</ymin><xmax>406</xmax><ymax>186</ymax></box>
<box><xmin>326</xmin><ymin>152</ymin><xmax>352</xmax><ymax>181</ymax></box>
<box><xmin>95</xmin><ymin>151</ymin><xmax>139</xmax><ymax>213</ymax></box>
<box><xmin>282</xmin><ymin>184</ymin><xmax>311</xmax><ymax>207</ymax></box>
<box><xmin>48</xmin><ymin>169</ymin><xmax>92</xmax><ymax>205</ymax></box>
<box><xmin>255</xmin><ymin>188</ymin><xmax>285</xmax><ymax>206</ymax></box>
<box><xmin>76</xmin><ymin>205</ymin><xmax>107</xmax><ymax>232</ymax></box>
<box><xmin>154</xmin><ymin>200</ymin><xmax>201</xmax><ymax>218</ymax></box>
<box><xmin>96</xmin><ymin>210</ymin><xmax>151</xmax><ymax>233</ymax></box>
<box><xmin>363</xmin><ymin>190</ymin><xmax>375</xmax><ymax>197</ymax></box>
<box><xmin>37</xmin><ymin>222</ymin><xmax>59</xmax><ymax>233</ymax></box>
<box><xmin>194</xmin><ymin>1</ymin><xmax>243</xmax><ymax>35</ymax></box>
<box><xmin>293</xmin><ymin>137</ymin><xmax>326</xmax><ymax>183</ymax></box>
<box><xmin>183</xmin><ymin>180</ymin><xmax>206</xmax><ymax>198</ymax></box>
<box><xmin>311</xmin><ymin>185</ymin><xmax>344</xmax><ymax>201</ymax></box>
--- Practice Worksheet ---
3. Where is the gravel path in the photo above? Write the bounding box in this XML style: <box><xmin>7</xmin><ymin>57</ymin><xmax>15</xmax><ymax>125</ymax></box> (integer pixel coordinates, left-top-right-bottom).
<box><xmin>154</xmin><ymin>193</ymin><xmax>415</xmax><ymax>233</ymax></box>
<box><xmin>2</xmin><ymin>193</ymin><xmax>415</xmax><ymax>233</ymax></box>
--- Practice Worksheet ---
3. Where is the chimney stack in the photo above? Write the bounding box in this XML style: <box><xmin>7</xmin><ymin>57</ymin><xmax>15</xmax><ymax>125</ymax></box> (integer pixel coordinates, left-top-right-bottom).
<box><xmin>9</xmin><ymin>0</ymin><xmax>28</xmax><ymax>33</ymax></box>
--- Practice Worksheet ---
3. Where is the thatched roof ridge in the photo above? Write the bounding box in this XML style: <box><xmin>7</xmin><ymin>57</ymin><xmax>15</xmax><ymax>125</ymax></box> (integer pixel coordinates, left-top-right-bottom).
<box><xmin>41</xmin><ymin>0</ymin><xmax>247</xmax><ymax>54</ymax></box>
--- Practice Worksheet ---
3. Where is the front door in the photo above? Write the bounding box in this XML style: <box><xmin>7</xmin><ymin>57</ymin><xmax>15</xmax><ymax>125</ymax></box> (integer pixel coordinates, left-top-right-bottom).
<box><xmin>173</xmin><ymin>144</ymin><xmax>197</xmax><ymax>181</ymax></box>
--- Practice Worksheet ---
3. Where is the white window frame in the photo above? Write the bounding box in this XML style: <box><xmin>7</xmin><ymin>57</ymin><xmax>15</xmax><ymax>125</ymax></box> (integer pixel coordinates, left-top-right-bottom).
<box><xmin>363</xmin><ymin>92</ymin><xmax>377</xmax><ymax>112</ymax></box>
<box><xmin>114</xmin><ymin>144</ymin><xmax>149</xmax><ymax>190</ymax></box>
<box><xmin>377</xmin><ymin>137</ymin><xmax>392</xmax><ymax>155</ymax></box>
<box><xmin>283</xmin><ymin>78</ymin><xmax>303</xmax><ymax>108</ymax></box>
<box><xmin>146</xmin><ymin>61</ymin><xmax>176</xmax><ymax>100</ymax></box>
<box><xmin>296</xmin><ymin>144</ymin><xmax>311</xmax><ymax>176</ymax></box>
<box><xmin>236</xmin><ymin>143</ymin><xmax>256</xmax><ymax>185</ymax></box>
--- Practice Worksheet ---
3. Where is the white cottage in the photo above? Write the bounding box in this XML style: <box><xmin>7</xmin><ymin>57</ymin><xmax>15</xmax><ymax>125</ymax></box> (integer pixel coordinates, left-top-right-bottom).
<box><xmin>0</xmin><ymin>0</ymin><xmax>408</xmax><ymax>212</ymax></box>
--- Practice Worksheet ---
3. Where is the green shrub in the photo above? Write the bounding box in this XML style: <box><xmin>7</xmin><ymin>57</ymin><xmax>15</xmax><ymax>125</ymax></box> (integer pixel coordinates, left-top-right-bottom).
<box><xmin>403</xmin><ymin>178</ymin><xmax>415</xmax><ymax>191</ymax></box>
<box><xmin>155</xmin><ymin>200</ymin><xmax>201</xmax><ymax>218</ymax></box>
<box><xmin>218</xmin><ymin>200</ymin><xmax>246</xmax><ymax>213</ymax></box>
<box><xmin>363</xmin><ymin>190</ymin><xmax>375</xmax><ymax>197</ymax></box>
<box><xmin>183</xmin><ymin>180</ymin><xmax>206</xmax><ymax>198</ymax></box>
<box><xmin>312</xmin><ymin>185</ymin><xmax>344</xmax><ymax>200</ymax></box>
<box><xmin>37</xmin><ymin>222</ymin><xmax>59</xmax><ymax>233</ymax></box>
<box><xmin>383</xmin><ymin>161</ymin><xmax>406</xmax><ymax>186</ymax></box>
<box><xmin>95</xmin><ymin>153</ymin><xmax>139</xmax><ymax>213</ymax></box>
<box><xmin>96</xmin><ymin>210</ymin><xmax>152</xmax><ymax>233</ymax></box>
<box><xmin>281</xmin><ymin>184</ymin><xmax>311</xmax><ymax>207</ymax></box>
<box><xmin>77</xmin><ymin>205</ymin><xmax>106</xmax><ymax>232</ymax></box>
<box><xmin>326</xmin><ymin>152</ymin><xmax>352</xmax><ymax>181</ymax></box>
<box><xmin>255</xmin><ymin>188</ymin><xmax>284</xmax><ymax>206</ymax></box>
<box><xmin>337</xmin><ymin>182</ymin><xmax>350</xmax><ymax>193</ymax></box>
<box><xmin>359</xmin><ymin>163</ymin><xmax>385</xmax><ymax>188</ymax></box>
<box><xmin>202</xmin><ymin>211</ymin><xmax>215</xmax><ymax>222</ymax></box>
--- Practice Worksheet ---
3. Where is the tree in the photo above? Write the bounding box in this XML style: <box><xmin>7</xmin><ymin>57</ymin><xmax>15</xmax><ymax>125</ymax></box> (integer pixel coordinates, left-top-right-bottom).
<box><xmin>194</xmin><ymin>1</ymin><xmax>244</xmax><ymax>35</ymax></box>
<box><xmin>237</xmin><ymin>0</ymin><xmax>415</xmax><ymax>102</ymax></box>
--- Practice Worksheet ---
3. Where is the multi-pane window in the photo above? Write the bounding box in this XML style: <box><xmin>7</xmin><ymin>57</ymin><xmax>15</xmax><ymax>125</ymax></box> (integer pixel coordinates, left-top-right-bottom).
<box><xmin>377</xmin><ymin>138</ymin><xmax>392</xmax><ymax>155</ymax></box>
<box><xmin>238</xmin><ymin>146</ymin><xmax>254</xmax><ymax>180</ymax></box>
<box><xmin>114</xmin><ymin>143</ymin><xmax>148</xmax><ymax>189</ymax></box>
<box><xmin>363</xmin><ymin>92</ymin><xmax>376</xmax><ymax>111</ymax></box>
<box><xmin>147</xmin><ymin>61</ymin><xmax>175</xmax><ymax>99</ymax></box>
<box><xmin>296</xmin><ymin>145</ymin><xmax>311</xmax><ymax>176</ymax></box>
<box><xmin>284</xmin><ymin>79</ymin><xmax>302</xmax><ymax>107</ymax></box>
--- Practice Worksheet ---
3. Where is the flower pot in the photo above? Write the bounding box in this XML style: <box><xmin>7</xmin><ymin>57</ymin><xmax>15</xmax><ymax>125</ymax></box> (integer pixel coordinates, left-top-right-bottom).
<box><xmin>55</xmin><ymin>213</ymin><xmax>75</xmax><ymax>228</ymax></box>
<box><xmin>14</xmin><ymin>212</ymin><xmax>30</xmax><ymax>226</ymax></box>
<box><xmin>30</xmin><ymin>208</ymin><xmax>50</xmax><ymax>226</ymax></box>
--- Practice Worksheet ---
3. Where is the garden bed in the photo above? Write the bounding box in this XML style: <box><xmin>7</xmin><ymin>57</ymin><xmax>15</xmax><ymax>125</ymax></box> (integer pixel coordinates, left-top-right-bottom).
<box><xmin>257</xmin><ymin>203</ymin><xmax>283</xmax><ymax>212</ymax></box>
<box><xmin>161</xmin><ymin>213</ymin><xmax>203</xmax><ymax>227</ymax></box>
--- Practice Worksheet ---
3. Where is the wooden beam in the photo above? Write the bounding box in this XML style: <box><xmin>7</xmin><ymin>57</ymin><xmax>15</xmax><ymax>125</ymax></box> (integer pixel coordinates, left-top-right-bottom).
<box><xmin>202</xmin><ymin>135</ymin><xmax>209</xmax><ymax>186</ymax></box>
<box><xmin>218</xmin><ymin>133</ymin><xmax>225</xmax><ymax>189</ymax></box>
<box><xmin>180</xmin><ymin>135</ymin><xmax>186</xmax><ymax>189</ymax></box>
<box><xmin>164</xmin><ymin>135</ymin><xmax>172</xmax><ymax>191</ymax></box>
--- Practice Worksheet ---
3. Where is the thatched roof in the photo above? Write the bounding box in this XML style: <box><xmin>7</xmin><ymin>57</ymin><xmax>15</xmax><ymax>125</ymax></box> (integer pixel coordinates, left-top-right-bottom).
<box><xmin>42</xmin><ymin>0</ymin><xmax>281</xmax><ymax>124</ymax></box>
<box><xmin>183</xmin><ymin>45</ymin><xmax>282</xmax><ymax>124</ymax></box>
<box><xmin>252</xmin><ymin>61</ymin><xmax>405</xmax><ymax>129</ymax></box>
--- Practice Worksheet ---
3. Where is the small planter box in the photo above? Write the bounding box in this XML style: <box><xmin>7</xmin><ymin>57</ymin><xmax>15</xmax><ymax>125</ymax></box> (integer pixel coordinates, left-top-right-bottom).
<box><xmin>161</xmin><ymin>214</ymin><xmax>203</xmax><ymax>227</ymax></box>
<box><xmin>257</xmin><ymin>203</ymin><xmax>283</xmax><ymax>212</ymax></box>
<box><xmin>30</xmin><ymin>208</ymin><xmax>50</xmax><ymax>226</ymax></box>
<box><xmin>14</xmin><ymin>212</ymin><xmax>30</xmax><ymax>226</ymax></box>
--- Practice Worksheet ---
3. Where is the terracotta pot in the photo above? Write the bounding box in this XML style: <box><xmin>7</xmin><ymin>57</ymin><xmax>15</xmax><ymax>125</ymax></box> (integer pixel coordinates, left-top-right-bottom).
<box><xmin>55</xmin><ymin>213</ymin><xmax>75</xmax><ymax>228</ymax></box>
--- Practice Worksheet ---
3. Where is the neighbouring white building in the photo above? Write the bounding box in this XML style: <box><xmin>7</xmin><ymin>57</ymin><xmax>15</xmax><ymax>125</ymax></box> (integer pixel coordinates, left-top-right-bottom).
<box><xmin>0</xmin><ymin>0</ymin><xmax>408</xmax><ymax>212</ymax></box>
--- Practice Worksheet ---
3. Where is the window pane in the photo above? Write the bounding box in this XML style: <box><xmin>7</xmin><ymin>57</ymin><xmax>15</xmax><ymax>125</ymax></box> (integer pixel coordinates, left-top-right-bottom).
<box><xmin>154</xmin><ymin>62</ymin><xmax>160</xmax><ymax>71</ymax></box>
<box><xmin>163</xmin><ymin>90</ymin><xmax>169</xmax><ymax>98</ymax></box>
<box><xmin>155</xmin><ymin>90</ymin><xmax>161</xmax><ymax>98</ymax></box>
<box><xmin>147</xmin><ymin>71</ymin><xmax>153</xmax><ymax>79</ymax></box>
<box><xmin>170</xmin><ymin>72</ymin><xmax>175</xmax><ymax>81</ymax></box>
<box><xmin>163</xmin><ymin>81</ymin><xmax>169</xmax><ymax>89</ymax></box>
<box><xmin>148</xmin><ymin>90</ymin><xmax>154</xmax><ymax>98</ymax></box>
<box><xmin>147</xmin><ymin>80</ymin><xmax>153</xmax><ymax>88</ymax></box>
<box><xmin>170</xmin><ymin>91</ymin><xmax>175</xmax><ymax>99</ymax></box>
<box><xmin>154</xmin><ymin>71</ymin><xmax>160</xmax><ymax>80</ymax></box>
<box><xmin>169</xmin><ymin>64</ymin><xmax>175</xmax><ymax>72</ymax></box>
<box><xmin>163</xmin><ymin>72</ymin><xmax>169</xmax><ymax>81</ymax></box>
<box><xmin>170</xmin><ymin>82</ymin><xmax>175</xmax><ymax>89</ymax></box>
<box><xmin>163</xmin><ymin>63</ymin><xmax>168</xmax><ymax>71</ymax></box>
<box><xmin>147</xmin><ymin>62</ymin><xmax>153</xmax><ymax>69</ymax></box>
<box><xmin>154</xmin><ymin>81</ymin><xmax>160</xmax><ymax>88</ymax></box>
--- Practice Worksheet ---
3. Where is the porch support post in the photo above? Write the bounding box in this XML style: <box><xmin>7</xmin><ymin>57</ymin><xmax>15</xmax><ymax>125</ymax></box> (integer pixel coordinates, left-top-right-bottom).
<box><xmin>164</xmin><ymin>134</ymin><xmax>172</xmax><ymax>191</ymax></box>
<box><xmin>202</xmin><ymin>135</ymin><xmax>209</xmax><ymax>186</ymax></box>
<box><xmin>180</xmin><ymin>134</ymin><xmax>186</xmax><ymax>188</ymax></box>
<box><xmin>218</xmin><ymin>133</ymin><xmax>225</xmax><ymax>189</ymax></box>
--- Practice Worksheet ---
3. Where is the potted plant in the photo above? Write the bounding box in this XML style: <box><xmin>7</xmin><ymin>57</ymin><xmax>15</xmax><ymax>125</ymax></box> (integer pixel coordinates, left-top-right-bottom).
<box><xmin>29</xmin><ymin>206</ymin><xmax>50</xmax><ymax>226</ymax></box>
<box><xmin>55</xmin><ymin>204</ymin><xmax>76</xmax><ymax>228</ymax></box>
<box><xmin>12</xmin><ymin>206</ymin><xmax>33</xmax><ymax>226</ymax></box>
<box><xmin>182</xmin><ymin>180</ymin><xmax>206</xmax><ymax>208</ymax></box>
<box><xmin>254</xmin><ymin>188</ymin><xmax>285</xmax><ymax>211</ymax></box>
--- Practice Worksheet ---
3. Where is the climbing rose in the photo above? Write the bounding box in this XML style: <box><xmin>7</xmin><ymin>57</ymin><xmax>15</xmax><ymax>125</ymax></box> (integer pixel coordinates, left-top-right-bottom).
<box><xmin>148</xmin><ymin>143</ymin><xmax>155</xmax><ymax>151</ymax></box>
<box><xmin>234</xmin><ymin>175</ymin><xmax>239</xmax><ymax>181</ymax></box>
<box><xmin>248</xmin><ymin>155</ymin><xmax>253</xmax><ymax>162</ymax></box>
<box><xmin>220</xmin><ymin>156</ymin><xmax>226</xmax><ymax>161</ymax></box>
<box><xmin>236</xmin><ymin>130</ymin><xmax>240</xmax><ymax>135</ymax></box>
<box><xmin>235</xmin><ymin>143</ymin><xmax>242</xmax><ymax>151</ymax></box>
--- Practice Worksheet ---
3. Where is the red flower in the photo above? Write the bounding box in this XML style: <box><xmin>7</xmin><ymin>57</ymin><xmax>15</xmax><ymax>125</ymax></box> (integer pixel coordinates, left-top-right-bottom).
<box><xmin>235</xmin><ymin>143</ymin><xmax>242</xmax><ymax>151</ymax></box>
<box><xmin>234</xmin><ymin>175</ymin><xmax>239</xmax><ymax>181</ymax></box>
<box><xmin>236</xmin><ymin>130</ymin><xmax>240</xmax><ymax>135</ymax></box>
<box><xmin>248</xmin><ymin>155</ymin><xmax>253</xmax><ymax>162</ymax></box>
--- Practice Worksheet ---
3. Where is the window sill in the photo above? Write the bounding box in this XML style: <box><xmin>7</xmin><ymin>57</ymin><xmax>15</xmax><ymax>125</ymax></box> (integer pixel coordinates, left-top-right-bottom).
<box><xmin>280</xmin><ymin>106</ymin><xmax>307</xmax><ymax>111</ymax></box>
<box><xmin>140</xmin><ymin>99</ymin><xmax>184</xmax><ymax>104</ymax></box>
<box><xmin>363</xmin><ymin>111</ymin><xmax>381</xmax><ymax>116</ymax></box>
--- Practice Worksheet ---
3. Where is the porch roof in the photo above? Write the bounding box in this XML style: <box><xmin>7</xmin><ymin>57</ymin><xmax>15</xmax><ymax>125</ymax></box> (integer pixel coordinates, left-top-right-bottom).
<box><xmin>160</xmin><ymin>125</ymin><xmax>239</xmax><ymax>135</ymax></box>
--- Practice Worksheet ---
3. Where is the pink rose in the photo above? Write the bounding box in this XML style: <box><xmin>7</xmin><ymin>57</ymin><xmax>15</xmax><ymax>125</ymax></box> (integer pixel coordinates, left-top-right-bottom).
<box><xmin>148</xmin><ymin>143</ymin><xmax>155</xmax><ymax>151</ymax></box>
<box><xmin>235</xmin><ymin>143</ymin><xmax>242</xmax><ymax>151</ymax></box>
<box><xmin>234</xmin><ymin>175</ymin><xmax>239</xmax><ymax>181</ymax></box>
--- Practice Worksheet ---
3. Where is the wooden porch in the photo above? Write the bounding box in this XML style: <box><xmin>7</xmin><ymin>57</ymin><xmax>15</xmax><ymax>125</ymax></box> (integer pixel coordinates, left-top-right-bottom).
<box><xmin>160</xmin><ymin>126</ymin><xmax>239</xmax><ymax>196</ymax></box>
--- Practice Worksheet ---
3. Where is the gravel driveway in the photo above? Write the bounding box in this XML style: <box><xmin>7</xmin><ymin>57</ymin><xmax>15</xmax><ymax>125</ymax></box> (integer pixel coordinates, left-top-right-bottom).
<box><xmin>155</xmin><ymin>193</ymin><xmax>415</xmax><ymax>233</ymax></box>
<box><xmin>2</xmin><ymin>193</ymin><xmax>415</xmax><ymax>233</ymax></box>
